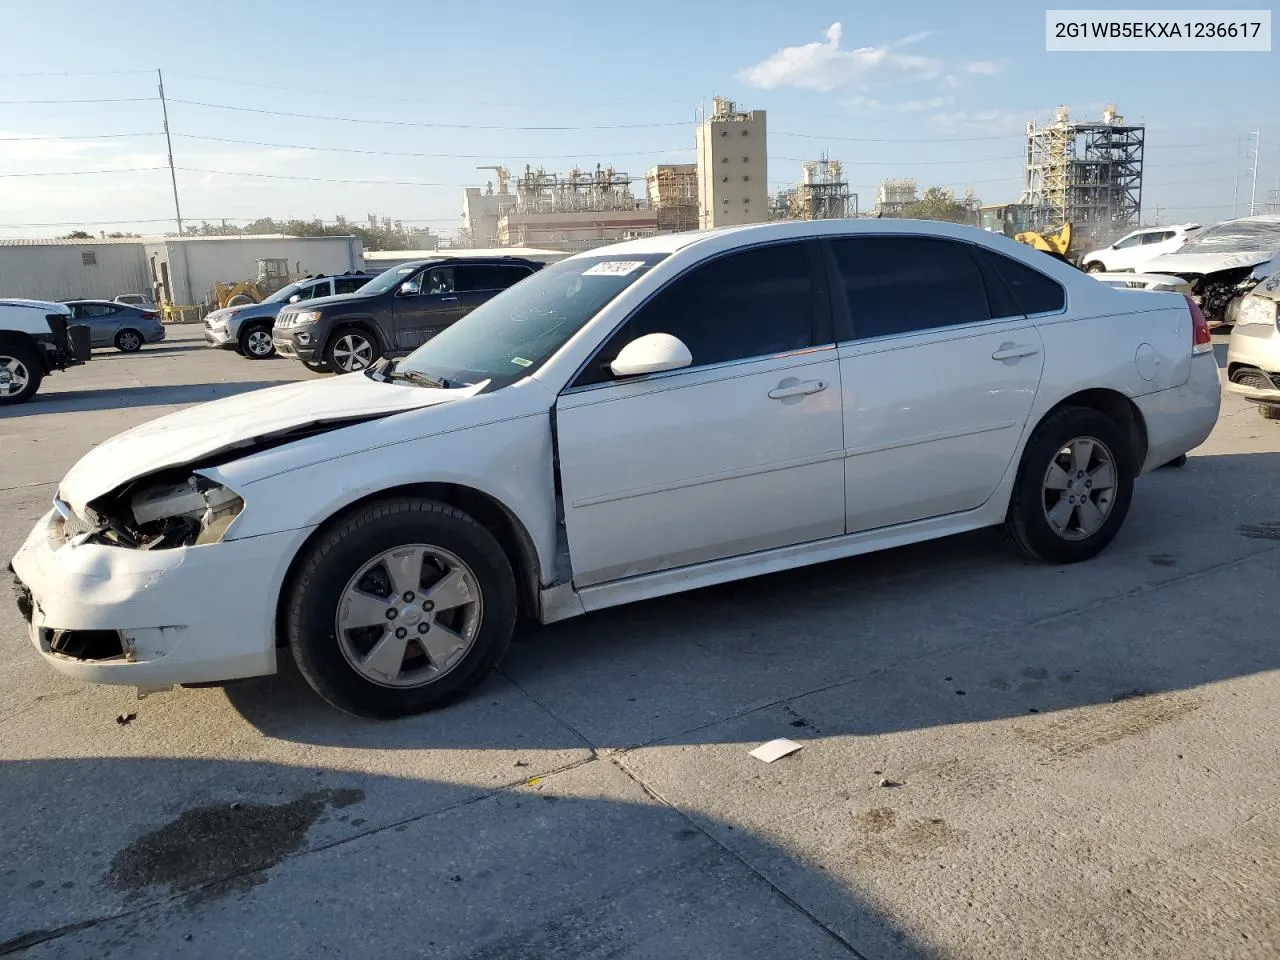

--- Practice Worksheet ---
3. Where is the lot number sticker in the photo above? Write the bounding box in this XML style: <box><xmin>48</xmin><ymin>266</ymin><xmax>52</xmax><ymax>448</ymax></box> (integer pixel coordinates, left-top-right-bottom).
<box><xmin>583</xmin><ymin>260</ymin><xmax>646</xmax><ymax>276</ymax></box>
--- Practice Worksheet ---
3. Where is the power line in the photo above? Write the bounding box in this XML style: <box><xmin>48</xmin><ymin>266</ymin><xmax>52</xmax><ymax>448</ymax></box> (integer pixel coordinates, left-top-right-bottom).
<box><xmin>773</xmin><ymin>153</ymin><xmax>1024</xmax><ymax>166</ymax></box>
<box><xmin>0</xmin><ymin>69</ymin><xmax>152</xmax><ymax>77</ymax></box>
<box><xmin>0</xmin><ymin>166</ymin><xmax>168</xmax><ymax>177</ymax></box>
<box><xmin>168</xmin><ymin>98</ymin><xmax>691</xmax><ymax>130</ymax></box>
<box><xmin>0</xmin><ymin>96</ymin><xmax>156</xmax><ymax>105</ymax></box>
<box><xmin>166</xmin><ymin>71</ymin><xmax>696</xmax><ymax>108</ymax></box>
<box><xmin>173</xmin><ymin>132</ymin><xmax>691</xmax><ymax>160</ymax></box>
<box><xmin>774</xmin><ymin>129</ymin><xmax>1023</xmax><ymax>143</ymax></box>
<box><xmin>0</xmin><ymin>132</ymin><xmax>162</xmax><ymax>142</ymax></box>
<box><xmin>178</xmin><ymin>166</ymin><xmax>657</xmax><ymax>187</ymax></box>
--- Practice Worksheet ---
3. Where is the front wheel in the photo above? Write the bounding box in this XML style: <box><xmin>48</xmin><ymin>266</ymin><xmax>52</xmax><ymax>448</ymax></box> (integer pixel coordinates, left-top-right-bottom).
<box><xmin>0</xmin><ymin>342</ymin><xmax>42</xmax><ymax>405</ymax></box>
<box><xmin>326</xmin><ymin>328</ymin><xmax>378</xmax><ymax>373</ymax></box>
<box><xmin>114</xmin><ymin>328</ymin><xmax>143</xmax><ymax>353</ymax></box>
<box><xmin>1003</xmin><ymin>406</ymin><xmax>1134</xmax><ymax>564</ymax></box>
<box><xmin>302</xmin><ymin>359</ymin><xmax>331</xmax><ymax>374</ymax></box>
<box><xmin>238</xmin><ymin>323</ymin><xmax>275</xmax><ymax>359</ymax></box>
<box><xmin>286</xmin><ymin>498</ymin><xmax>517</xmax><ymax>717</ymax></box>
<box><xmin>1084</xmin><ymin>261</ymin><xmax>1106</xmax><ymax>274</ymax></box>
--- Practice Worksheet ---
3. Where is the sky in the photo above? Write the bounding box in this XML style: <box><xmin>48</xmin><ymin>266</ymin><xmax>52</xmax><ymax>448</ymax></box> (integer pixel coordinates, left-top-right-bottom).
<box><xmin>0</xmin><ymin>0</ymin><xmax>1276</xmax><ymax>238</ymax></box>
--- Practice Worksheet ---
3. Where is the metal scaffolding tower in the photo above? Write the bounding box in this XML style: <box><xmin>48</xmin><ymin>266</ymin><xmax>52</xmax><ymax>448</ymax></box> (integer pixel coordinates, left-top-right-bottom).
<box><xmin>786</xmin><ymin>157</ymin><xmax>856</xmax><ymax>220</ymax></box>
<box><xmin>1023</xmin><ymin>104</ymin><xmax>1144</xmax><ymax>248</ymax></box>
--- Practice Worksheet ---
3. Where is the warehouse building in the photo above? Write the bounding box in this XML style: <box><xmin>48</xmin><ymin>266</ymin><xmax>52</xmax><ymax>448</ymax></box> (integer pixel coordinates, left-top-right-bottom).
<box><xmin>0</xmin><ymin>234</ymin><xmax>363</xmax><ymax>314</ymax></box>
<box><xmin>0</xmin><ymin>238</ymin><xmax>152</xmax><ymax>302</ymax></box>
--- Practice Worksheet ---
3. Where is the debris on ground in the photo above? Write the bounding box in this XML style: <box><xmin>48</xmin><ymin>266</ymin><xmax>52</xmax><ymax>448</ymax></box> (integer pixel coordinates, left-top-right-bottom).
<box><xmin>749</xmin><ymin>738</ymin><xmax>803</xmax><ymax>763</ymax></box>
<box><xmin>115</xmin><ymin>712</ymin><xmax>137</xmax><ymax>726</ymax></box>
<box><xmin>878</xmin><ymin>778</ymin><xmax>903</xmax><ymax>788</ymax></box>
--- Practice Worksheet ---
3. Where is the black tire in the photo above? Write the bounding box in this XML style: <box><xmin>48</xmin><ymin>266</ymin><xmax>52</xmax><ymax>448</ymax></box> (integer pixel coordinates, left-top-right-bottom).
<box><xmin>0</xmin><ymin>341</ymin><xmax>43</xmax><ymax>405</ymax></box>
<box><xmin>1084</xmin><ymin>261</ymin><xmax>1105</xmax><ymax>273</ymax></box>
<box><xmin>238</xmin><ymin>323</ymin><xmax>276</xmax><ymax>359</ymax></box>
<box><xmin>1160</xmin><ymin>454</ymin><xmax>1188</xmax><ymax>468</ymax></box>
<box><xmin>286</xmin><ymin>498</ymin><xmax>516</xmax><ymax>718</ymax></box>
<box><xmin>1002</xmin><ymin>406</ymin><xmax>1134</xmax><ymax>564</ymax></box>
<box><xmin>325</xmin><ymin>327</ymin><xmax>379</xmax><ymax>374</ymax></box>
<box><xmin>1259</xmin><ymin>404</ymin><xmax>1280</xmax><ymax>421</ymax></box>
<box><xmin>114</xmin><ymin>328</ymin><xmax>143</xmax><ymax>352</ymax></box>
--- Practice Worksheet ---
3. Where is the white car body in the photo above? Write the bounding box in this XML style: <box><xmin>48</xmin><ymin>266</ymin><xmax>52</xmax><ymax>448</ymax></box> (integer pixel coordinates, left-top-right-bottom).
<box><xmin>10</xmin><ymin>220</ymin><xmax>1223</xmax><ymax>700</ymax></box>
<box><xmin>1081</xmin><ymin>223</ymin><xmax>1200</xmax><ymax>273</ymax></box>
<box><xmin>1090</xmin><ymin>272</ymin><xmax>1194</xmax><ymax>294</ymax></box>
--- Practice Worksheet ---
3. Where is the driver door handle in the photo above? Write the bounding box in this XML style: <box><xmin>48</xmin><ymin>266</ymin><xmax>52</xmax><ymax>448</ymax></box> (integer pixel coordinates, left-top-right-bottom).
<box><xmin>768</xmin><ymin>379</ymin><xmax>827</xmax><ymax>400</ymax></box>
<box><xmin>991</xmin><ymin>343</ymin><xmax>1040</xmax><ymax>361</ymax></box>
<box><xmin>440</xmin><ymin>296</ymin><xmax>458</xmax><ymax>302</ymax></box>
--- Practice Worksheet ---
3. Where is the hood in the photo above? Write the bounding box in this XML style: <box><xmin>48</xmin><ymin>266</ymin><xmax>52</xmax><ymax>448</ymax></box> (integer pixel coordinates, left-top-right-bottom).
<box><xmin>1141</xmin><ymin>250</ymin><xmax>1274</xmax><ymax>276</ymax></box>
<box><xmin>0</xmin><ymin>298</ymin><xmax>71</xmax><ymax>314</ymax></box>
<box><xmin>207</xmin><ymin>302</ymin><xmax>279</xmax><ymax>323</ymax></box>
<box><xmin>278</xmin><ymin>290</ymin><xmax>374</xmax><ymax>313</ymax></box>
<box><xmin>57</xmin><ymin>373</ymin><xmax>483</xmax><ymax>514</ymax></box>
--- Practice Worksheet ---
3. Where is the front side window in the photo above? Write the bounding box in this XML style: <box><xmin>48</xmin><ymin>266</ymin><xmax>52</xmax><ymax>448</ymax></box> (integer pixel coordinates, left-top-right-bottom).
<box><xmin>830</xmin><ymin>236</ymin><xmax>990</xmax><ymax>339</ymax></box>
<box><xmin>576</xmin><ymin>241</ymin><xmax>817</xmax><ymax>387</ymax></box>
<box><xmin>394</xmin><ymin>252</ymin><xmax>667</xmax><ymax>391</ymax></box>
<box><xmin>422</xmin><ymin>266</ymin><xmax>455</xmax><ymax>295</ymax></box>
<box><xmin>1114</xmin><ymin>234</ymin><xmax>1143</xmax><ymax>249</ymax></box>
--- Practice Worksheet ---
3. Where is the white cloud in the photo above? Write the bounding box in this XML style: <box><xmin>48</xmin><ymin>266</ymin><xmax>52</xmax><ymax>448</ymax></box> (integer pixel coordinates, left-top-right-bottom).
<box><xmin>845</xmin><ymin>94</ymin><xmax>954</xmax><ymax>118</ymax></box>
<box><xmin>929</xmin><ymin>108</ymin><xmax>1031</xmax><ymax>134</ymax></box>
<box><xmin>738</xmin><ymin>22</ymin><xmax>943</xmax><ymax>92</ymax></box>
<box><xmin>962</xmin><ymin>60</ymin><xmax>1005</xmax><ymax>75</ymax></box>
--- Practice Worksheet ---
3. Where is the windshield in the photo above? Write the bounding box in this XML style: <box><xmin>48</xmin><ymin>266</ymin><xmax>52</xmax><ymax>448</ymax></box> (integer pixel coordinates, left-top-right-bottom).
<box><xmin>358</xmin><ymin>262</ymin><xmax>429</xmax><ymax>295</ymax></box>
<box><xmin>395</xmin><ymin>252</ymin><xmax>668</xmax><ymax>390</ymax></box>
<box><xmin>261</xmin><ymin>281</ymin><xmax>307</xmax><ymax>304</ymax></box>
<box><xmin>1181</xmin><ymin>220</ymin><xmax>1280</xmax><ymax>254</ymax></box>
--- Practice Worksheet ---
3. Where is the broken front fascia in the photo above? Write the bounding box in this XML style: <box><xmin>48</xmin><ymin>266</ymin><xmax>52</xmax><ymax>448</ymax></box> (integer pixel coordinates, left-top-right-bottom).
<box><xmin>56</xmin><ymin>473</ymin><xmax>244</xmax><ymax>551</ymax></box>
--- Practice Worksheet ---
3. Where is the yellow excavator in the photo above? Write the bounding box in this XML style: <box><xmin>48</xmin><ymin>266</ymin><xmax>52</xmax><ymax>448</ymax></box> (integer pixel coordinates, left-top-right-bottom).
<box><xmin>210</xmin><ymin>258</ymin><xmax>300</xmax><ymax>310</ymax></box>
<box><xmin>979</xmin><ymin>204</ymin><xmax>1075</xmax><ymax>263</ymax></box>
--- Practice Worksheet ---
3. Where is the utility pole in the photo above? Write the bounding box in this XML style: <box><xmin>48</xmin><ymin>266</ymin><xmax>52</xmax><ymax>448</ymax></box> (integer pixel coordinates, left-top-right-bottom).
<box><xmin>1247</xmin><ymin>127</ymin><xmax>1262</xmax><ymax>216</ymax></box>
<box><xmin>1232</xmin><ymin>135</ymin><xmax>1241</xmax><ymax>218</ymax></box>
<box><xmin>157</xmin><ymin>69</ymin><xmax>184</xmax><ymax>235</ymax></box>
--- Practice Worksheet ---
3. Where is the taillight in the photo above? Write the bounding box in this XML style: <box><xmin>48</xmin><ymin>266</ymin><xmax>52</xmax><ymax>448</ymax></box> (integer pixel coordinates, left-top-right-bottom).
<box><xmin>141</xmin><ymin>311</ymin><xmax>159</xmax><ymax>320</ymax></box>
<box><xmin>1186</xmin><ymin>296</ymin><xmax>1212</xmax><ymax>354</ymax></box>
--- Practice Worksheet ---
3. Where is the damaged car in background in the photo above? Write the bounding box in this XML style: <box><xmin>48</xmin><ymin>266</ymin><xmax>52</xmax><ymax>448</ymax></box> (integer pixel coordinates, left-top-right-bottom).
<box><xmin>1141</xmin><ymin>215</ymin><xmax>1280</xmax><ymax>323</ymax></box>
<box><xmin>1225</xmin><ymin>266</ymin><xmax>1280</xmax><ymax>420</ymax></box>
<box><xmin>9</xmin><ymin>219</ymin><xmax>1222</xmax><ymax>719</ymax></box>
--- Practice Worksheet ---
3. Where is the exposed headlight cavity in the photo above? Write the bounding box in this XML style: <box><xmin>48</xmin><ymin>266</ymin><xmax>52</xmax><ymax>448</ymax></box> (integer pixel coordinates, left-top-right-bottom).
<box><xmin>79</xmin><ymin>476</ymin><xmax>245</xmax><ymax>549</ymax></box>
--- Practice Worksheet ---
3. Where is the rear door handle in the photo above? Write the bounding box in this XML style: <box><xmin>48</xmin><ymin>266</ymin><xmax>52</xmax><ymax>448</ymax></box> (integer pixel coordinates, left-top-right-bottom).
<box><xmin>992</xmin><ymin>343</ymin><xmax>1040</xmax><ymax>361</ymax></box>
<box><xmin>440</xmin><ymin>296</ymin><xmax>458</xmax><ymax>302</ymax></box>
<box><xmin>768</xmin><ymin>379</ymin><xmax>827</xmax><ymax>400</ymax></box>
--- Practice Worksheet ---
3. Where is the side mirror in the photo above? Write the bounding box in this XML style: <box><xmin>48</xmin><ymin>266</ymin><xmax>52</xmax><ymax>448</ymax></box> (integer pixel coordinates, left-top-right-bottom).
<box><xmin>398</xmin><ymin>281</ymin><xmax>421</xmax><ymax>297</ymax></box>
<box><xmin>609</xmin><ymin>332</ymin><xmax>693</xmax><ymax>378</ymax></box>
<box><xmin>288</xmin><ymin>294</ymin><xmax>301</xmax><ymax>303</ymax></box>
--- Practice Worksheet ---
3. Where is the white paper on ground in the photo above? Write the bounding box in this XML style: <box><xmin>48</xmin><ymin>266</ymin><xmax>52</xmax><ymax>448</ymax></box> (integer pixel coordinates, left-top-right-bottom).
<box><xmin>749</xmin><ymin>738</ymin><xmax>804</xmax><ymax>763</ymax></box>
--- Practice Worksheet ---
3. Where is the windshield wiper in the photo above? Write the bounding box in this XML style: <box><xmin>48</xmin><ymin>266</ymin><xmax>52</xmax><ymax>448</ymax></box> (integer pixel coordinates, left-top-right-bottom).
<box><xmin>389</xmin><ymin>368</ymin><xmax>450</xmax><ymax>389</ymax></box>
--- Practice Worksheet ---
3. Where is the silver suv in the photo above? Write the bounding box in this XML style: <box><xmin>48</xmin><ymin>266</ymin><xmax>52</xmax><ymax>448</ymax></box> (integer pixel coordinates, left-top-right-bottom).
<box><xmin>204</xmin><ymin>272</ymin><xmax>374</xmax><ymax>359</ymax></box>
<box><xmin>1226</xmin><ymin>263</ymin><xmax>1280</xmax><ymax>419</ymax></box>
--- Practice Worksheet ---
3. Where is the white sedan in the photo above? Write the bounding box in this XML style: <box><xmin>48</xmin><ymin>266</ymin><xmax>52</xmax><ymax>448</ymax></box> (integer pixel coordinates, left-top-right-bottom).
<box><xmin>9</xmin><ymin>220</ymin><xmax>1222</xmax><ymax>717</ymax></box>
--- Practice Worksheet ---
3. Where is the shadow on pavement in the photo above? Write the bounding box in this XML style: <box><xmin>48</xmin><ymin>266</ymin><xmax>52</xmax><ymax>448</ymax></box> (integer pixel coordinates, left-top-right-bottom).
<box><xmin>0</xmin><ymin>756</ymin><xmax>912</xmax><ymax>959</ymax></box>
<box><xmin>90</xmin><ymin>342</ymin><xmax>210</xmax><ymax>358</ymax></box>
<box><xmin>3</xmin><ymin>381</ymin><xmax>292</xmax><ymax>417</ymax></box>
<box><xmin>224</xmin><ymin>451</ymin><xmax>1280</xmax><ymax>755</ymax></box>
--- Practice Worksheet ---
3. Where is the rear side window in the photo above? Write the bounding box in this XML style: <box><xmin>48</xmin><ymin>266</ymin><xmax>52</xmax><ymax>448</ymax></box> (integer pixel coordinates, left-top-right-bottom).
<box><xmin>973</xmin><ymin>248</ymin><xmax>1066</xmax><ymax>316</ymax></box>
<box><xmin>829</xmin><ymin>236</ymin><xmax>990</xmax><ymax>339</ymax></box>
<box><xmin>496</xmin><ymin>265</ymin><xmax>534</xmax><ymax>287</ymax></box>
<box><xmin>455</xmin><ymin>265</ymin><xmax>509</xmax><ymax>292</ymax></box>
<box><xmin>334</xmin><ymin>276</ymin><xmax>368</xmax><ymax>294</ymax></box>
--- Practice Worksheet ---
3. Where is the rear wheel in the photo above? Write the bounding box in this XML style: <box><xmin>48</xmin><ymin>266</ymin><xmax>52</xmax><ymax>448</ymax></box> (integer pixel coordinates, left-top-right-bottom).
<box><xmin>286</xmin><ymin>498</ymin><xmax>517</xmax><ymax>717</ymax></box>
<box><xmin>114</xmin><ymin>328</ymin><xmax>143</xmax><ymax>353</ymax></box>
<box><xmin>1003</xmin><ymin>406</ymin><xmax>1134</xmax><ymax>563</ymax></box>
<box><xmin>0</xmin><ymin>342</ymin><xmax>42</xmax><ymax>405</ymax></box>
<box><xmin>1084</xmin><ymin>261</ymin><xmax>1105</xmax><ymax>273</ymax></box>
<box><xmin>325</xmin><ymin>328</ymin><xmax>378</xmax><ymax>373</ymax></box>
<box><xmin>238</xmin><ymin>323</ymin><xmax>275</xmax><ymax>359</ymax></box>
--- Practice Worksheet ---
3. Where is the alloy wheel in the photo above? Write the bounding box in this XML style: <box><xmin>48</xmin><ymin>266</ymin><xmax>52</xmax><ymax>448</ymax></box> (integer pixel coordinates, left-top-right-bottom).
<box><xmin>332</xmin><ymin>333</ymin><xmax>373</xmax><ymax>372</ymax></box>
<box><xmin>246</xmin><ymin>329</ymin><xmax>274</xmax><ymax>356</ymax></box>
<box><xmin>335</xmin><ymin>544</ymin><xmax>483</xmax><ymax>688</ymax></box>
<box><xmin>0</xmin><ymin>355</ymin><xmax>30</xmax><ymax>397</ymax></box>
<box><xmin>1041</xmin><ymin>436</ymin><xmax>1117</xmax><ymax>541</ymax></box>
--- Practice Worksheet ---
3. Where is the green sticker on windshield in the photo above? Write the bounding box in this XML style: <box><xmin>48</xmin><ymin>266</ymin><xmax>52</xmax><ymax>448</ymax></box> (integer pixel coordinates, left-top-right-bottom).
<box><xmin>511</xmin><ymin>356</ymin><xmax>533</xmax><ymax>367</ymax></box>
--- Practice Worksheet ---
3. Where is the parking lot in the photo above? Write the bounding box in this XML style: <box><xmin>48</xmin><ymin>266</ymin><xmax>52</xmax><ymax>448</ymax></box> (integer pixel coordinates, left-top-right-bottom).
<box><xmin>2</xmin><ymin>323</ymin><xmax>1278</xmax><ymax>958</ymax></box>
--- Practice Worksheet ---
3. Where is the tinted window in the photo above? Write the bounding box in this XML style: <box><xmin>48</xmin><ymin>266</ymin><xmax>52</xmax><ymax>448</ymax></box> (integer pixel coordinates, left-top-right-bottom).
<box><xmin>586</xmin><ymin>242</ymin><xmax>815</xmax><ymax>380</ymax></box>
<box><xmin>497</xmin><ymin>265</ymin><xmax>534</xmax><ymax>287</ymax></box>
<box><xmin>422</xmin><ymin>266</ymin><xmax>455</xmax><ymax>294</ymax></box>
<box><xmin>830</xmin><ymin>237</ymin><xmax>989</xmax><ymax>339</ymax></box>
<box><xmin>1141</xmin><ymin>231</ymin><xmax>1172</xmax><ymax>245</ymax></box>
<box><xmin>974</xmin><ymin>248</ymin><xmax>1066</xmax><ymax>316</ymax></box>
<box><xmin>1114</xmin><ymin>234</ymin><xmax>1142</xmax><ymax>249</ymax></box>
<box><xmin>455</xmin><ymin>264</ymin><xmax>505</xmax><ymax>292</ymax></box>
<box><xmin>296</xmin><ymin>280</ymin><xmax>331</xmax><ymax>301</ymax></box>
<box><xmin>334</xmin><ymin>276</ymin><xmax>369</xmax><ymax>294</ymax></box>
<box><xmin>75</xmin><ymin>303</ymin><xmax>116</xmax><ymax>318</ymax></box>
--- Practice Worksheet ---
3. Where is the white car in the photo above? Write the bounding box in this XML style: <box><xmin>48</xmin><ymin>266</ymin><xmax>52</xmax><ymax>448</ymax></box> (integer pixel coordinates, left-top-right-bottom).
<box><xmin>9</xmin><ymin>220</ymin><xmax>1223</xmax><ymax>717</ymax></box>
<box><xmin>1142</xmin><ymin>215</ymin><xmax>1280</xmax><ymax>321</ymax></box>
<box><xmin>1089</xmin><ymin>272</ymin><xmax>1194</xmax><ymax>294</ymax></box>
<box><xmin>1080</xmin><ymin>223</ymin><xmax>1200</xmax><ymax>274</ymax></box>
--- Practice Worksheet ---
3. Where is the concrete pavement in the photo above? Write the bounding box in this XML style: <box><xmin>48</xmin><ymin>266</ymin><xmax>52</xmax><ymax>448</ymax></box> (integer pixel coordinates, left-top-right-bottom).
<box><xmin>1</xmin><ymin>327</ymin><xmax>1277</xmax><ymax>958</ymax></box>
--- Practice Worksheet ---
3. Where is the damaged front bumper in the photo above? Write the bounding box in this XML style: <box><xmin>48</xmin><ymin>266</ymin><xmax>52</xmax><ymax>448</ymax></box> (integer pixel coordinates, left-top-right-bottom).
<box><xmin>8</xmin><ymin>509</ymin><xmax>302</xmax><ymax>689</ymax></box>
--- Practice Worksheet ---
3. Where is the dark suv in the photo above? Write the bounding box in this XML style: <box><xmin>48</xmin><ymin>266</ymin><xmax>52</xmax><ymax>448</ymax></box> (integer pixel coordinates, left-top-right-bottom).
<box><xmin>272</xmin><ymin>256</ymin><xmax>543</xmax><ymax>373</ymax></box>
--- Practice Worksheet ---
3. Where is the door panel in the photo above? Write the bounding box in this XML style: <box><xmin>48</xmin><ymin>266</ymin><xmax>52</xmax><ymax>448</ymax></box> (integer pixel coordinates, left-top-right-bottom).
<box><xmin>556</xmin><ymin>350</ymin><xmax>845</xmax><ymax>587</ymax></box>
<box><xmin>392</xmin><ymin>266</ymin><xmax>463</xmax><ymax>350</ymax></box>
<box><xmin>840</xmin><ymin>322</ymin><xmax>1044</xmax><ymax>532</ymax></box>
